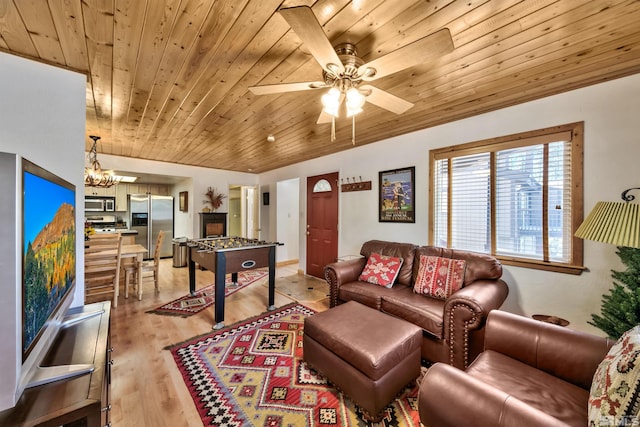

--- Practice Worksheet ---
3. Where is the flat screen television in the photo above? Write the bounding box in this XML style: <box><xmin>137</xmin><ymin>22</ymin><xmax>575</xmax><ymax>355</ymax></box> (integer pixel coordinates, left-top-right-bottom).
<box><xmin>18</xmin><ymin>158</ymin><xmax>95</xmax><ymax>398</ymax></box>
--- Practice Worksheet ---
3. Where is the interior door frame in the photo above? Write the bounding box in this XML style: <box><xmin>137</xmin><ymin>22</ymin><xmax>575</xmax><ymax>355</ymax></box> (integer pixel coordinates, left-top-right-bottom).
<box><xmin>305</xmin><ymin>172</ymin><xmax>339</xmax><ymax>278</ymax></box>
<box><xmin>228</xmin><ymin>184</ymin><xmax>259</xmax><ymax>238</ymax></box>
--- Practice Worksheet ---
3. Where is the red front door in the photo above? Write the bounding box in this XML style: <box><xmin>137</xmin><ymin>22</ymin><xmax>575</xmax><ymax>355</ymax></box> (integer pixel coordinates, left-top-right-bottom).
<box><xmin>306</xmin><ymin>172</ymin><xmax>339</xmax><ymax>278</ymax></box>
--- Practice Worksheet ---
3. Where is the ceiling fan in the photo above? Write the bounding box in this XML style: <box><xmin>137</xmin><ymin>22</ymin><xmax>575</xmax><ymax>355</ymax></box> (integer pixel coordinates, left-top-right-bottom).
<box><xmin>249</xmin><ymin>6</ymin><xmax>454</xmax><ymax>144</ymax></box>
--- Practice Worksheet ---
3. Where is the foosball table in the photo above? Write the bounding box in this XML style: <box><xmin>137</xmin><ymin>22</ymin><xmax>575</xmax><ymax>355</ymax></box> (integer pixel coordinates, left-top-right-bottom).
<box><xmin>186</xmin><ymin>236</ymin><xmax>281</xmax><ymax>329</ymax></box>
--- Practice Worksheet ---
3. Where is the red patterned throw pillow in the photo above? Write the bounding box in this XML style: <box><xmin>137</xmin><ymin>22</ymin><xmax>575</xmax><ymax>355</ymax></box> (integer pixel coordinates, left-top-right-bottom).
<box><xmin>589</xmin><ymin>326</ymin><xmax>640</xmax><ymax>425</ymax></box>
<box><xmin>358</xmin><ymin>253</ymin><xmax>403</xmax><ymax>288</ymax></box>
<box><xmin>414</xmin><ymin>255</ymin><xmax>466</xmax><ymax>299</ymax></box>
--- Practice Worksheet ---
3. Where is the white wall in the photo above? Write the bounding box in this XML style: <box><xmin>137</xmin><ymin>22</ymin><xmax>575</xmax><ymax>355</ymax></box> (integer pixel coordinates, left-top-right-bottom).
<box><xmin>276</xmin><ymin>178</ymin><xmax>300</xmax><ymax>262</ymax></box>
<box><xmin>96</xmin><ymin>154</ymin><xmax>258</xmax><ymax>239</ymax></box>
<box><xmin>172</xmin><ymin>178</ymin><xmax>194</xmax><ymax>239</ymax></box>
<box><xmin>0</xmin><ymin>52</ymin><xmax>85</xmax><ymax>409</ymax></box>
<box><xmin>0</xmin><ymin>52</ymin><xmax>86</xmax><ymax>305</ymax></box>
<box><xmin>259</xmin><ymin>73</ymin><xmax>640</xmax><ymax>335</ymax></box>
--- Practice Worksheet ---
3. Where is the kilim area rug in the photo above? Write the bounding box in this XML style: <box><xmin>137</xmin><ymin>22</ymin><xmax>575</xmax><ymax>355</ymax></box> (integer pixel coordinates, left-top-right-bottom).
<box><xmin>168</xmin><ymin>303</ymin><xmax>420</xmax><ymax>426</ymax></box>
<box><xmin>147</xmin><ymin>269</ymin><xmax>268</xmax><ymax>317</ymax></box>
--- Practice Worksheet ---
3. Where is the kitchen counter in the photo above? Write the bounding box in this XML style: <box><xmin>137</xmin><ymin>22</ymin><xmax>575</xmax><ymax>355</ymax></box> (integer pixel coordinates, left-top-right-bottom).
<box><xmin>93</xmin><ymin>228</ymin><xmax>138</xmax><ymax>235</ymax></box>
<box><xmin>117</xmin><ymin>229</ymin><xmax>138</xmax><ymax>235</ymax></box>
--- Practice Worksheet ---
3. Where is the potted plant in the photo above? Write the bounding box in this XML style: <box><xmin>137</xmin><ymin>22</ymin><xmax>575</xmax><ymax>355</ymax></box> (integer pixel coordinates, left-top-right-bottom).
<box><xmin>590</xmin><ymin>246</ymin><xmax>640</xmax><ymax>339</ymax></box>
<box><xmin>203</xmin><ymin>187</ymin><xmax>226</xmax><ymax>212</ymax></box>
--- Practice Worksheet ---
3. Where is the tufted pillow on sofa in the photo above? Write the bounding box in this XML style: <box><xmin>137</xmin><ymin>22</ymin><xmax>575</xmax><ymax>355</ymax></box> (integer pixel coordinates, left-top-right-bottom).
<box><xmin>358</xmin><ymin>253</ymin><xmax>403</xmax><ymax>288</ymax></box>
<box><xmin>360</xmin><ymin>240</ymin><xmax>417</xmax><ymax>286</ymax></box>
<box><xmin>414</xmin><ymin>246</ymin><xmax>502</xmax><ymax>286</ymax></box>
<box><xmin>588</xmin><ymin>325</ymin><xmax>640</xmax><ymax>426</ymax></box>
<box><xmin>413</xmin><ymin>255</ymin><xmax>466</xmax><ymax>299</ymax></box>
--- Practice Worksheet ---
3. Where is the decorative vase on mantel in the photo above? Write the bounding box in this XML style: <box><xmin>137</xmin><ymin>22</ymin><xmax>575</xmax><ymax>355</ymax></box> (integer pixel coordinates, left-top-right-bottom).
<box><xmin>203</xmin><ymin>187</ymin><xmax>226</xmax><ymax>212</ymax></box>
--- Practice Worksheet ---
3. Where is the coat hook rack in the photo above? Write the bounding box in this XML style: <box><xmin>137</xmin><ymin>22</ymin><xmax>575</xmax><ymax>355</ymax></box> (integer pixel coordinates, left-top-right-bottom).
<box><xmin>340</xmin><ymin>175</ymin><xmax>372</xmax><ymax>192</ymax></box>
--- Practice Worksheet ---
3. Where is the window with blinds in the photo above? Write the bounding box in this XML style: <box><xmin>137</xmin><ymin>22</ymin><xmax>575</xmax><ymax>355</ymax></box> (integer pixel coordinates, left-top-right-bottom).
<box><xmin>429</xmin><ymin>122</ymin><xmax>584</xmax><ymax>274</ymax></box>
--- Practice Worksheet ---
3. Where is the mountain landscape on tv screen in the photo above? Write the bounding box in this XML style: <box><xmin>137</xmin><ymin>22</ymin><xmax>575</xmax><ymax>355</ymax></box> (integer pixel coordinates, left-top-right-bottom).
<box><xmin>23</xmin><ymin>203</ymin><xmax>75</xmax><ymax>352</ymax></box>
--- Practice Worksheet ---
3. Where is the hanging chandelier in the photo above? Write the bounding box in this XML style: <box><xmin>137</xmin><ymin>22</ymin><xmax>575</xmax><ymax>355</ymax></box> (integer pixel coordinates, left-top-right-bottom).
<box><xmin>84</xmin><ymin>135</ymin><xmax>120</xmax><ymax>188</ymax></box>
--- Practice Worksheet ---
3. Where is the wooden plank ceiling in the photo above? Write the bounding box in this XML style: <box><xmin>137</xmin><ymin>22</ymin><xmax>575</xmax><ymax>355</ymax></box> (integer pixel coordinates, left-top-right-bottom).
<box><xmin>1</xmin><ymin>0</ymin><xmax>639</xmax><ymax>173</ymax></box>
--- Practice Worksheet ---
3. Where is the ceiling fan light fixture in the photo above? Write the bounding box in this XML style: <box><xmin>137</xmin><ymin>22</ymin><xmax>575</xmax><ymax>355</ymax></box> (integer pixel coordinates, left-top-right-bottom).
<box><xmin>251</xmin><ymin>6</ymin><xmax>450</xmax><ymax>147</ymax></box>
<box><xmin>321</xmin><ymin>87</ymin><xmax>341</xmax><ymax>117</ymax></box>
<box><xmin>325</xmin><ymin>63</ymin><xmax>341</xmax><ymax>76</ymax></box>
<box><xmin>346</xmin><ymin>87</ymin><xmax>365</xmax><ymax>112</ymax></box>
<box><xmin>323</xmin><ymin>105</ymin><xmax>340</xmax><ymax>117</ymax></box>
<box><xmin>346</xmin><ymin>106</ymin><xmax>363</xmax><ymax>117</ymax></box>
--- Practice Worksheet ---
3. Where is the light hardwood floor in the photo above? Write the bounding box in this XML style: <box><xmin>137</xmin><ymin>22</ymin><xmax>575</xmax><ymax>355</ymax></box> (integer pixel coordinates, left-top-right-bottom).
<box><xmin>109</xmin><ymin>259</ymin><xmax>330</xmax><ymax>427</ymax></box>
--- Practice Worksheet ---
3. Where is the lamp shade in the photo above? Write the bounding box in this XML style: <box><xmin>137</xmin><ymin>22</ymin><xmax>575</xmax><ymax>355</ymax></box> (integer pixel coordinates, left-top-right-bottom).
<box><xmin>575</xmin><ymin>201</ymin><xmax>640</xmax><ymax>248</ymax></box>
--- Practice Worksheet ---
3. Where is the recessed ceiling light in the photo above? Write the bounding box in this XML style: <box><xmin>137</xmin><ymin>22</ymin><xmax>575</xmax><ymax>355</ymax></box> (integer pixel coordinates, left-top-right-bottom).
<box><xmin>114</xmin><ymin>175</ymin><xmax>138</xmax><ymax>183</ymax></box>
<box><xmin>266</xmin><ymin>134</ymin><xmax>276</xmax><ymax>143</ymax></box>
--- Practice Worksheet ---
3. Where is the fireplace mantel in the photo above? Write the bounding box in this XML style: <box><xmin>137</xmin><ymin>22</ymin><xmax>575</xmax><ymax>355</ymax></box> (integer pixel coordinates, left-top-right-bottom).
<box><xmin>199</xmin><ymin>212</ymin><xmax>227</xmax><ymax>238</ymax></box>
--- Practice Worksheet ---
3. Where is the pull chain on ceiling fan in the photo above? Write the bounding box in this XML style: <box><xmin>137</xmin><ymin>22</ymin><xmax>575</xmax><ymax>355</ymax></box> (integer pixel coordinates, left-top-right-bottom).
<box><xmin>248</xmin><ymin>6</ymin><xmax>454</xmax><ymax>145</ymax></box>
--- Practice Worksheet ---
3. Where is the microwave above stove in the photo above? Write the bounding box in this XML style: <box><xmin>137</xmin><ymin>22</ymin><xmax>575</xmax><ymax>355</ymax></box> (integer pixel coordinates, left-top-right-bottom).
<box><xmin>85</xmin><ymin>196</ymin><xmax>115</xmax><ymax>212</ymax></box>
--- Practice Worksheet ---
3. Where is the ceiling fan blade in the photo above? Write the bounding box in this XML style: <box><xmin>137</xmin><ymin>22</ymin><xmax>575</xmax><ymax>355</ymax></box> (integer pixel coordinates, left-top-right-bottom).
<box><xmin>361</xmin><ymin>85</ymin><xmax>414</xmax><ymax>114</ymax></box>
<box><xmin>358</xmin><ymin>28</ymin><xmax>454</xmax><ymax>81</ymax></box>
<box><xmin>248</xmin><ymin>81</ymin><xmax>326</xmax><ymax>95</ymax></box>
<box><xmin>317</xmin><ymin>110</ymin><xmax>333</xmax><ymax>124</ymax></box>
<box><xmin>279</xmin><ymin>6</ymin><xmax>345</xmax><ymax>74</ymax></box>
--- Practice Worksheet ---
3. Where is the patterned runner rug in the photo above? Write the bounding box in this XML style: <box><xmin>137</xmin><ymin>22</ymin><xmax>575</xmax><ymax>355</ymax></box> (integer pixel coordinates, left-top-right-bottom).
<box><xmin>168</xmin><ymin>303</ymin><xmax>420</xmax><ymax>426</ymax></box>
<box><xmin>148</xmin><ymin>269</ymin><xmax>268</xmax><ymax>317</ymax></box>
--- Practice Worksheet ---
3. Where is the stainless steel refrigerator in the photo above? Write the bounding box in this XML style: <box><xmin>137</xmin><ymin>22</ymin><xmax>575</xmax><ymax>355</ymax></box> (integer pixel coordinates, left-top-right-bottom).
<box><xmin>129</xmin><ymin>194</ymin><xmax>174</xmax><ymax>259</ymax></box>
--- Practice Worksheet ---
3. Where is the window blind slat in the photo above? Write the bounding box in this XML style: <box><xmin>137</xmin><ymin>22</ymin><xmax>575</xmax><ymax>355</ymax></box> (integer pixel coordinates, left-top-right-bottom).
<box><xmin>449</xmin><ymin>153</ymin><xmax>491</xmax><ymax>253</ymax></box>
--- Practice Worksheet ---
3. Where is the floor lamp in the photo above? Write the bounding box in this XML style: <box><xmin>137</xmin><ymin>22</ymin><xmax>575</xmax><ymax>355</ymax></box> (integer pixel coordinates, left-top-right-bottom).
<box><xmin>575</xmin><ymin>188</ymin><xmax>640</xmax><ymax>248</ymax></box>
<box><xmin>575</xmin><ymin>188</ymin><xmax>640</xmax><ymax>340</ymax></box>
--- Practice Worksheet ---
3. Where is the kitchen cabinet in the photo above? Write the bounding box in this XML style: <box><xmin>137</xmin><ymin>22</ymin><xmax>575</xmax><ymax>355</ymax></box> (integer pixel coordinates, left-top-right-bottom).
<box><xmin>115</xmin><ymin>183</ymin><xmax>128</xmax><ymax>211</ymax></box>
<box><xmin>85</xmin><ymin>185</ymin><xmax>116</xmax><ymax>197</ymax></box>
<box><xmin>127</xmin><ymin>183</ymin><xmax>147</xmax><ymax>195</ymax></box>
<box><xmin>148</xmin><ymin>184</ymin><xmax>169</xmax><ymax>196</ymax></box>
<box><xmin>86</xmin><ymin>184</ymin><xmax>170</xmax><ymax>205</ymax></box>
<box><xmin>127</xmin><ymin>183</ymin><xmax>170</xmax><ymax>196</ymax></box>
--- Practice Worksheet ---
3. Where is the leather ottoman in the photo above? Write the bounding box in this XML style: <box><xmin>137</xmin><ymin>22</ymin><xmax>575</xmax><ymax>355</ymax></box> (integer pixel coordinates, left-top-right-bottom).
<box><xmin>303</xmin><ymin>300</ymin><xmax>422</xmax><ymax>420</ymax></box>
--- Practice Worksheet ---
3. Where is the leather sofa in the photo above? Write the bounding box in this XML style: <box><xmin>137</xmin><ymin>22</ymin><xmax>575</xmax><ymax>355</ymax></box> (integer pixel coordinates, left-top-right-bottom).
<box><xmin>324</xmin><ymin>240</ymin><xmax>509</xmax><ymax>369</ymax></box>
<box><xmin>418</xmin><ymin>310</ymin><xmax>614</xmax><ymax>427</ymax></box>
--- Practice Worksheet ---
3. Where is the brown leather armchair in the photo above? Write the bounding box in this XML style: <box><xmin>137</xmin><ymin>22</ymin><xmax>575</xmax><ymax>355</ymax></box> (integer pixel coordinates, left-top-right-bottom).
<box><xmin>324</xmin><ymin>240</ymin><xmax>509</xmax><ymax>369</ymax></box>
<box><xmin>418</xmin><ymin>310</ymin><xmax>614</xmax><ymax>427</ymax></box>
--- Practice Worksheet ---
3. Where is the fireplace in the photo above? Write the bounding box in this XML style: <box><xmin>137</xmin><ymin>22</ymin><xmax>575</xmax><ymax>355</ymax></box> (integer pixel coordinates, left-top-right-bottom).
<box><xmin>199</xmin><ymin>212</ymin><xmax>227</xmax><ymax>238</ymax></box>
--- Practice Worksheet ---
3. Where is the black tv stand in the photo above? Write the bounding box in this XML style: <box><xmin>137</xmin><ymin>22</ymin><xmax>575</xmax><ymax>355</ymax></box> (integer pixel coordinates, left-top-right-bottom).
<box><xmin>0</xmin><ymin>301</ymin><xmax>112</xmax><ymax>426</ymax></box>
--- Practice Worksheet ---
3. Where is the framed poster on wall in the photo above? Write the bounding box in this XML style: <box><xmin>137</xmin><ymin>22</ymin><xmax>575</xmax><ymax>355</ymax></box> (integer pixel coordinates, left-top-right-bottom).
<box><xmin>379</xmin><ymin>166</ymin><xmax>415</xmax><ymax>223</ymax></box>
